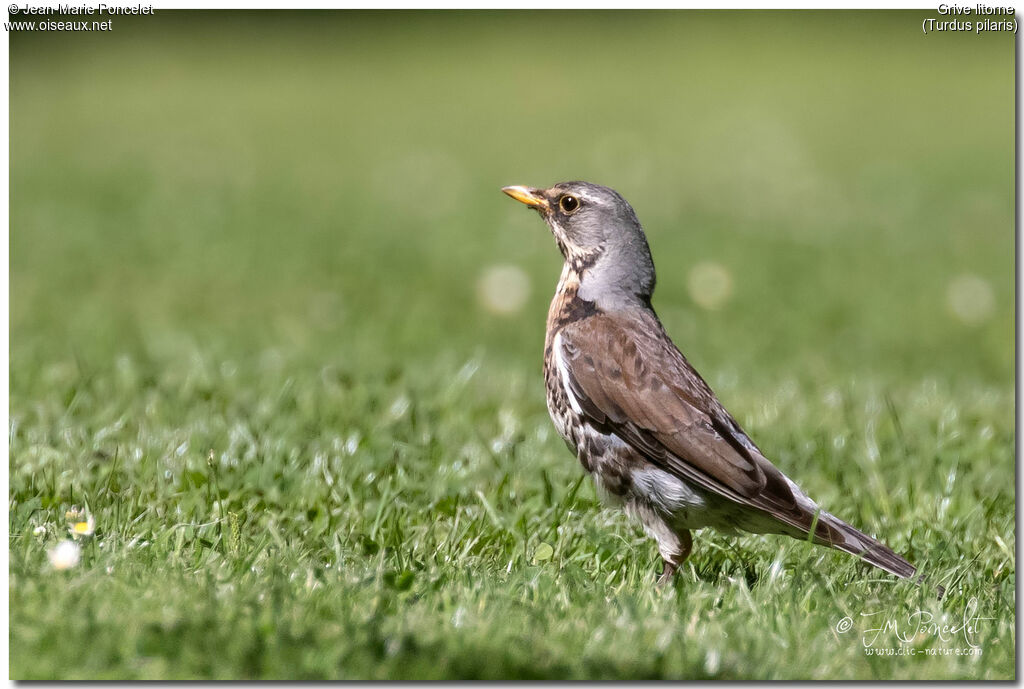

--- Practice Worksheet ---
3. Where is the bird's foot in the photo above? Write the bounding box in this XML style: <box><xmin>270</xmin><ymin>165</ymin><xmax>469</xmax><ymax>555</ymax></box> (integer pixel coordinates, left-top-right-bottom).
<box><xmin>656</xmin><ymin>560</ymin><xmax>677</xmax><ymax>587</ymax></box>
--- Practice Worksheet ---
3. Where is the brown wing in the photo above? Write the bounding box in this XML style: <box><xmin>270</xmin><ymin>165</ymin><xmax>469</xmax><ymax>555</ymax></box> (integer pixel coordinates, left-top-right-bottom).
<box><xmin>556</xmin><ymin>311</ymin><xmax>816</xmax><ymax>534</ymax></box>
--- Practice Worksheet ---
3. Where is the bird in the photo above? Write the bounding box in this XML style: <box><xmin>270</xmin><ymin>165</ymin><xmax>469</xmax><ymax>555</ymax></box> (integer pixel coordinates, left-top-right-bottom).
<box><xmin>502</xmin><ymin>181</ymin><xmax>917</xmax><ymax>586</ymax></box>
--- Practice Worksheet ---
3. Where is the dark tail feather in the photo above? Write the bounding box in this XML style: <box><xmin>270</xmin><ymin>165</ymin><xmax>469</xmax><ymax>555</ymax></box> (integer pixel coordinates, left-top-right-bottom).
<box><xmin>813</xmin><ymin>511</ymin><xmax>917</xmax><ymax>580</ymax></box>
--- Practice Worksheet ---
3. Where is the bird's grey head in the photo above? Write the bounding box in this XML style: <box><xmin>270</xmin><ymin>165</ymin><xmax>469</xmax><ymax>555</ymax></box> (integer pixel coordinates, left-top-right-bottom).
<box><xmin>502</xmin><ymin>181</ymin><xmax>656</xmax><ymax>307</ymax></box>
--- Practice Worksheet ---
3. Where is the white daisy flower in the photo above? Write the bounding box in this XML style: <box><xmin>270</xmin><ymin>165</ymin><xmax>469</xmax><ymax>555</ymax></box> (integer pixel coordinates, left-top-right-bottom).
<box><xmin>68</xmin><ymin>512</ymin><xmax>95</xmax><ymax>538</ymax></box>
<box><xmin>47</xmin><ymin>540</ymin><xmax>81</xmax><ymax>571</ymax></box>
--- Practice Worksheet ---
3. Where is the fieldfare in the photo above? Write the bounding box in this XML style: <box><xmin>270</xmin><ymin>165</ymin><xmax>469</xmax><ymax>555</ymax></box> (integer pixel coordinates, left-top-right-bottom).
<box><xmin>503</xmin><ymin>181</ymin><xmax>916</xmax><ymax>585</ymax></box>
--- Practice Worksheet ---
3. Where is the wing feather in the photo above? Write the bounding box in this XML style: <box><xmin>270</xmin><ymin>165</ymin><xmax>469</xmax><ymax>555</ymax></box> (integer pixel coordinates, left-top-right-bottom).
<box><xmin>557</xmin><ymin>311</ymin><xmax>820</xmax><ymax>535</ymax></box>
<box><xmin>554</xmin><ymin>310</ymin><xmax>917</xmax><ymax>579</ymax></box>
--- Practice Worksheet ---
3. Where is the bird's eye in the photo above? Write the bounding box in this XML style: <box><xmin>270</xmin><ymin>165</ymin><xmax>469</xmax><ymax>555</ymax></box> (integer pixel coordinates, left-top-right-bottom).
<box><xmin>559</xmin><ymin>195</ymin><xmax>580</xmax><ymax>213</ymax></box>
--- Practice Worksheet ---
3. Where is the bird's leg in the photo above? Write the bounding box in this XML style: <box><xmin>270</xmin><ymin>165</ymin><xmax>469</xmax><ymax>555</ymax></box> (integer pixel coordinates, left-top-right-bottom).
<box><xmin>631</xmin><ymin>502</ymin><xmax>694</xmax><ymax>587</ymax></box>
<box><xmin>657</xmin><ymin>560</ymin><xmax>677</xmax><ymax>586</ymax></box>
<box><xmin>656</xmin><ymin>529</ymin><xmax>692</xmax><ymax>587</ymax></box>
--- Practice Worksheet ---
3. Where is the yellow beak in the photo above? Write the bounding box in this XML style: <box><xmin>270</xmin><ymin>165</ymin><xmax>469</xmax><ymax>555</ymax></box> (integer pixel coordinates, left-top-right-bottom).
<box><xmin>502</xmin><ymin>185</ymin><xmax>549</xmax><ymax>210</ymax></box>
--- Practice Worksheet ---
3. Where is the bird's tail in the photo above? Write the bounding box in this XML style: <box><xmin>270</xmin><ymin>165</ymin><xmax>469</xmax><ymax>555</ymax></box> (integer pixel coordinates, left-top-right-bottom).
<box><xmin>811</xmin><ymin>510</ymin><xmax>917</xmax><ymax>580</ymax></box>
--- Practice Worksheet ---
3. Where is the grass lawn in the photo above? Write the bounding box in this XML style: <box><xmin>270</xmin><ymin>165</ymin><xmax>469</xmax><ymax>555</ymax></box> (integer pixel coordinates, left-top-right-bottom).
<box><xmin>9</xmin><ymin>11</ymin><xmax>1014</xmax><ymax>679</ymax></box>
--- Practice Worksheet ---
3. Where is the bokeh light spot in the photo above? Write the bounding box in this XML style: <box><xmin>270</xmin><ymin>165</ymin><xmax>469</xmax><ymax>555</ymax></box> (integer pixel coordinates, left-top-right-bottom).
<box><xmin>947</xmin><ymin>273</ymin><xmax>995</xmax><ymax>326</ymax></box>
<box><xmin>687</xmin><ymin>261</ymin><xmax>734</xmax><ymax>311</ymax></box>
<box><xmin>477</xmin><ymin>265</ymin><xmax>531</xmax><ymax>316</ymax></box>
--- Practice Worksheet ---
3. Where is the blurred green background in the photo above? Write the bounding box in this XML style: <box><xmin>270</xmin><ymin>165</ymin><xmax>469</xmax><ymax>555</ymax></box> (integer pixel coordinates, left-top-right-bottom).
<box><xmin>10</xmin><ymin>11</ymin><xmax>1014</xmax><ymax>680</ymax></box>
